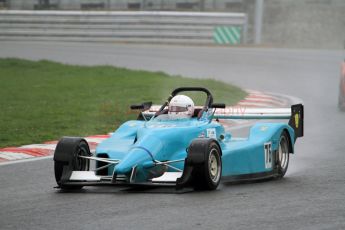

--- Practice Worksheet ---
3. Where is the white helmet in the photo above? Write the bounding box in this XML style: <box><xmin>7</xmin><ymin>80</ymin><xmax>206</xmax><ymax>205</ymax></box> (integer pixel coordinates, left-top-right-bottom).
<box><xmin>168</xmin><ymin>95</ymin><xmax>195</xmax><ymax>119</ymax></box>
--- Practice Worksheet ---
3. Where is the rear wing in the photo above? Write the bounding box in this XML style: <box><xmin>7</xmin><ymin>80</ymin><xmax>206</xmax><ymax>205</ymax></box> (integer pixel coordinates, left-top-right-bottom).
<box><xmin>141</xmin><ymin>104</ymin><xmax>304</xmax><ymax>139</ymax></box>
<box><xmin>214</xmin><ymin>104</ymin><xmax>304</xmax><ymax>139</ymax></box>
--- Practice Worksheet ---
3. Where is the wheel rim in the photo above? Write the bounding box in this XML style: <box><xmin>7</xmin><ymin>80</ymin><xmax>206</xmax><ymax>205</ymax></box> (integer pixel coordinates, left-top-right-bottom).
<box><xmin>74</xmin><ymin>144</ymin><xmax>88</xmax><ymax>171</ymax></box>
<box><xmin>208</xmin><ymin>149</ymin><xmax>221</xmax><ymax>183</ymax></box>
<box><xmin>278</xmin><ymin>136</ymin><xmax>289</xmax><ymax>171</ymax></box>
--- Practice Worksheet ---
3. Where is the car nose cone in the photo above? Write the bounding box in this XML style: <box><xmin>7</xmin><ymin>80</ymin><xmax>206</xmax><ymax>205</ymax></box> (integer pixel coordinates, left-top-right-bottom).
<box><xmin>113</xmin><ymin>148</ymin><xmax>152</xmax><ymax>174</ymax></box>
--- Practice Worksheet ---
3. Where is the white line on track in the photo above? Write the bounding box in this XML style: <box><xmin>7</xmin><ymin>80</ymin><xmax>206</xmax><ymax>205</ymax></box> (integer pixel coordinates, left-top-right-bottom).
<box><xmin>238</xmin><ymin>102</ymin><xmax>283</xmax><ymax>107</ymax></box>
<box><xmin>19</xmin><ymin>144</ymin><xmax>57</xmax><ymax>150</ymax></box>
<box><xmin>0</xmin><ymin>155</ymin><xmax>53</xmax><ymax>166</ymax></box>
<box><xmin>0</xmin><ymin>152</ymin><xmax>35</xmax><ymax>160</ymax></box>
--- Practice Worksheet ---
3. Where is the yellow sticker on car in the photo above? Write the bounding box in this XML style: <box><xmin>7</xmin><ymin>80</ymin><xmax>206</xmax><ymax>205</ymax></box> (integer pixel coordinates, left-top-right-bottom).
<box><xmin>295</xmin><ymin>113</ymin><xmax>299</xmax><ymax>128</ymax></box>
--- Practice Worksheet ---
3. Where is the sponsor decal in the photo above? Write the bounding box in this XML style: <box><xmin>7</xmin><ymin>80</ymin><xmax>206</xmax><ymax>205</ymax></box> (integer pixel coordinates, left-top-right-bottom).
<box><xmin>215</xmin><ymin>106</ymin><xmax>247</xmax><ymax>116</ymax></box>
<box><xmin>128</xmin><ymin>122</ymin><xmax>137</xmax><ymax>127</ymax></box>
<box><xmin>207</xmin><ymin>128</ymin><xmax>216</xmax><ymax>139</ymax></box>
<box><xmin>148</xmin><ymin>124</ymin><xmax>177</xmax><ymax>128</ymax></box>
<box><xmin>260</xmin><ymin>126</ymin><xmax>269</xmax><ymax>131</ymax></box>
<box><xmin>295</xmin><ymin>113</ymin><xmax>299</xmax><ymax>128</ymax></box>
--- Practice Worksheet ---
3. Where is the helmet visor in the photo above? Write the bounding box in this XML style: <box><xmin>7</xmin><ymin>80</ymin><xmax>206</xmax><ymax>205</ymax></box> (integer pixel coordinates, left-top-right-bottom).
<box><xmin>169</xmin><ymin>106</ymin><xmax>188</xmax><ymax>113</ymax></box>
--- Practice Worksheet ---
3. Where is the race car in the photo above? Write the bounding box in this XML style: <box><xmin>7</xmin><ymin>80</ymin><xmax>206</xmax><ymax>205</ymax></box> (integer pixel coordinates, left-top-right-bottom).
<box><xmin>338</xmin><ymin>61</ymin><xmax>345</xmax><ymax>111</ymax></box>
<box><xmin>54</xmin><ymin>87</ymin><xmax>304</xmax><ymax>191</ymax></box>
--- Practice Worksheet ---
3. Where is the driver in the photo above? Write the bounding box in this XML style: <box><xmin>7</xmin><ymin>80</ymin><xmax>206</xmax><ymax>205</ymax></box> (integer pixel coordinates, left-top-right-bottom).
<box><xmin>168</xmin><ymin>95</ymin><xmax>195</xmax><ymax>119</ymax></box>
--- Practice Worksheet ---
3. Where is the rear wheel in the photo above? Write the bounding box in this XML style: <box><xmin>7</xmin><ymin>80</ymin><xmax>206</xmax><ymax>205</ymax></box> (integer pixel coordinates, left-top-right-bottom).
<box><xmin>54</xmin><ymin>138</ymin><xmax>90</xmax><ymax>190</ymax></box>
<box><xmin>276</xmin><ymin>132</ymin><xmax>290</xmax><ymax>178</ymax></box>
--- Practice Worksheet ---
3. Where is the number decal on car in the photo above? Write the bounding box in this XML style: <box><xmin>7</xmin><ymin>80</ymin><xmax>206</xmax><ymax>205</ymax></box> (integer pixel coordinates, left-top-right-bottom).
<box><xmin>207</xmin><ymin>128</ymin><xmax>216</xmax><ymax>139</ymax></box>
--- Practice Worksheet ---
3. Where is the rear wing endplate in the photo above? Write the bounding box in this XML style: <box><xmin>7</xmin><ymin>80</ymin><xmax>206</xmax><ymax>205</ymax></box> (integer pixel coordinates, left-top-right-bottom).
<box><xmin>288</xmin><ymin>104</ymin><xmax>304</xmax><ymax>139</ymax></box>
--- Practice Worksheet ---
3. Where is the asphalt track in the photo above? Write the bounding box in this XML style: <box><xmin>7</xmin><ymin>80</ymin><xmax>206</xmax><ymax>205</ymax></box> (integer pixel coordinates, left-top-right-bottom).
<box><xmin>1</xmin><ymin>41</ymin><xmax>345</xmax><ymax>230</ymax></box>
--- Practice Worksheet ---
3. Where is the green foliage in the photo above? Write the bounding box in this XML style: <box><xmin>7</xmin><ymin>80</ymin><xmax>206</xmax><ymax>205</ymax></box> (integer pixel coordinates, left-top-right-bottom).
<box><xmin>0</xmin><ymin>58</ymin><xmax>247</xmax><ymax>148</ymax></box>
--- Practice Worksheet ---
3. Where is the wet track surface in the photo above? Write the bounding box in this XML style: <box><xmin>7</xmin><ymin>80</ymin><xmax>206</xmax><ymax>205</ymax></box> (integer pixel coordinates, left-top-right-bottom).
<box><xmin>0</xmin><ymin>42</ymin><xmax>345</xmax><ymax>230</ymax></box>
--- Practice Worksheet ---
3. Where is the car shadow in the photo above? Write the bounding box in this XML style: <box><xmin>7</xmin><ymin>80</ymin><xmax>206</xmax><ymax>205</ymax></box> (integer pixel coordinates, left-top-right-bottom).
<box><xmin>54</xmin><ymin>177</ymin><xmax>290</xmax><ymax>194</ymax></box>
<box><xmin>54</xmin><ymin>184</ymin><xmax>194</xmax><ymax>194</ymax></box>
<box><xmin>222</xmin><ymin>176</ymin><xmax>276</xmax><ymax>186</ymax></box>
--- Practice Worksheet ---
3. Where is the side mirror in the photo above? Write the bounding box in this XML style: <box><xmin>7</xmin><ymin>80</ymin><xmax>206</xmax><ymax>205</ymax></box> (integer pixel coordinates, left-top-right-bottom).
<box><xmin>211</xmin><ymin>103</ymin><xmax>226</xmax><ymax>109</ymax></box>
<box><xmin>130</xmin><ymin>102</ymin><xmax>152</xmax><ymax>110</ymax></box>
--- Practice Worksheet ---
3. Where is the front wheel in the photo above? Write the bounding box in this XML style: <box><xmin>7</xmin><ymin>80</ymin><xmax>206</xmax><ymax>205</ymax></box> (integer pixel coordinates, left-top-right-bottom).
<box><xmin>276</xmin><ymin>131</ymin><xmax>290</xmax><ymax>178</ymax></box>
<box><xmin>54</xmin><ymin>137</ymin><xmax>91</xmax><ymax>190</ymax></box>
<box><xmin>188</xmin><ymin>139</ymin><xmax>222</xmax><ymax>190</ymax></box>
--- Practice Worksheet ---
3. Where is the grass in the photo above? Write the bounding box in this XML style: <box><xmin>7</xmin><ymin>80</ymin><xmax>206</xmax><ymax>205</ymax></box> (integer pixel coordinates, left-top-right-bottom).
<box><xmin>0</xmin><ymin>58</ymin><xmax>247</xmax><ymax>148</ymax></box>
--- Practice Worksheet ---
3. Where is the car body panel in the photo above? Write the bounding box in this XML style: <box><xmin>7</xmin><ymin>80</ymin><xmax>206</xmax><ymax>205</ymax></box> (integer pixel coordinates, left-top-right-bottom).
<box><xmin>95</xmin><ymin>117</ymin><xmax>294</xmax><ymax>183</ymax></box>
<box><xmin>221</xmin><ymin>123</ymin><xmax>293</xmax><ymax>176</ymax></box>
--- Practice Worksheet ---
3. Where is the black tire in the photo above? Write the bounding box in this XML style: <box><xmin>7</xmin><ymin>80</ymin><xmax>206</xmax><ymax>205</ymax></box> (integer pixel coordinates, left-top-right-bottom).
<box><xmin>54</xmin><ymin>138</ymin><xmax>90</xmax><ymax>190</ymax></box>
<box><xmin>189</xmin><ymin>140</ymin><xmax>222</xmax><ymax>190</ymax></box>
<box><xmin>276</xmin><ymin>131</ymin><xmax>290</xmax><ymax>178</ymax></box>
<box><xmin>54</xmin><ymin>162</ymin><xmax>83</xmax><ymax>190</ymax></box>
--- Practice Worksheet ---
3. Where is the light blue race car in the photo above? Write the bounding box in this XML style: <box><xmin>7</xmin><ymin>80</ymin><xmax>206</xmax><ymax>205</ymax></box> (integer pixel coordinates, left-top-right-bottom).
<box><xmin>54</xmin><ymin>87</ymin><xmax>304</xmax><ymax>191</ymax></box>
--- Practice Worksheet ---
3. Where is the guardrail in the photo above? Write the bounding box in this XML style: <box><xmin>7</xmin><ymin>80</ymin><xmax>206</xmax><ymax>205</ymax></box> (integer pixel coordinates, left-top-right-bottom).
<box><xmin>0</xmin><ymin>10</ymin><xmax>247</xmax><ymax>45</ymax></box>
